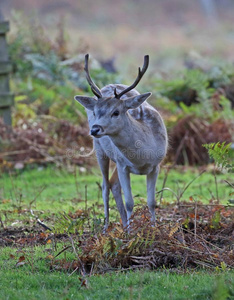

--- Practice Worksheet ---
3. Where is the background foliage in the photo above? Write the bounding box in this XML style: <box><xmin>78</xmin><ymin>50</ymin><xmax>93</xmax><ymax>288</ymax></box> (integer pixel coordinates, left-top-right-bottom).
<box><xmin>0</xmin><ymin>11</ymin><xmax>233</xmax><ymax>168</ymax></box>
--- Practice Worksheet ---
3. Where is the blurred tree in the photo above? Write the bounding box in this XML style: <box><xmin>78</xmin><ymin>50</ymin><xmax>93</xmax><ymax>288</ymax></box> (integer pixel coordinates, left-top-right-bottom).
<box><xmin>0</xmin><ymin>9</ymin><xmax>13</xmax><ymax>126</ymax></box>
<box><xmin>199</xmin><ymin>0</ymin><xmax>218</xmax><ymax>23</ymax></box>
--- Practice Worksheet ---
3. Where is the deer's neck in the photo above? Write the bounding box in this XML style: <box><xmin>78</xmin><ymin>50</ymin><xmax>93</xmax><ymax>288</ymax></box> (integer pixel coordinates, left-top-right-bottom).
<box><xmin>109</xmin><ymin>114</ymin><xmax>150</xmax><ymax>153</ymax></box>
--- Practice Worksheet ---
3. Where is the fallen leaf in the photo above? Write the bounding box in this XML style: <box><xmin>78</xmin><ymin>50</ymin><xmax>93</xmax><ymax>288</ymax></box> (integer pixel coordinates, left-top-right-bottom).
<box><xmin>18</xmin><ymin>255</ymin><xmax>25</xmax><ymax>262</ymax></box>
<box><xmin>16</xmin><ymin>261</ymin><xmax>26</xmax><ymax>267</ymax></box>
<box><xmin>45</xmin><ymin>255</ymin><xmax>54</xmax><ymax>260</ymax></box>
<box><xmin>79</xmin><ymin>277</ymin><xmax>88</xmax><ymax>288</ymax></box>
<box><xmin>2</xmin><ymin>199</ymin><xmax>11</xmax><ymax>204</ymax></box>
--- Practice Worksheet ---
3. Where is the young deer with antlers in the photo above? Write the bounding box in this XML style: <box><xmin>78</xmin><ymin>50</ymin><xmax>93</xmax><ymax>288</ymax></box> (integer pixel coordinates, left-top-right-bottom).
<box><xmin>75</xmin><ymin>54</ymin><xmax>167</xmax><ymax>230</ymax></box>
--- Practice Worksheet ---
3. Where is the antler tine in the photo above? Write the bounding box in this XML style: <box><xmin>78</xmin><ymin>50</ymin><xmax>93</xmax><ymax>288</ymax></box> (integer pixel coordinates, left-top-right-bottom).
<box><xmin>116</xmin><ymin>55</ymin><xmax>149</xmax><ymax>99</ymax></box>
<box><xmin>114</xmin><ymin>88</ymin><xmax>118</xmax><ymax>98</ymax></box>
<box><xmin>84</xmin><ymin>54</ymin><xmax>102</xmax><ymax>99</ymax></box>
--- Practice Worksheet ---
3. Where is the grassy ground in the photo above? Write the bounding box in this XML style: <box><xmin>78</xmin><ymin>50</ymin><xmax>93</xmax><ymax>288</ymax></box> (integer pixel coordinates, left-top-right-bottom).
<box><xmin>0</xmin><ymin>243</ymin><xmax>233</xmax><ymax>300</ymax></box>
<box><xmin>0</xmin><ymin>269</ymin><xmax>233</xmax><ymax>300</ymax></box>
<box><xmin>1</xmin><ymin>165</ymin><xmax>232</xmax><ymax>212</ymax></box>
<box><xmin>0</xmin><ymin>166</ymin><xmax>233</xmax><ymax>299</ymax></box>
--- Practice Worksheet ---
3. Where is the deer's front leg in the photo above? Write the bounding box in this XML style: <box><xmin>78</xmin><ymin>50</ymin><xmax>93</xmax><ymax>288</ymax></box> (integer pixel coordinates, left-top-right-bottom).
<box><xmin>146</xmin><ymin>166</ymin><xmax>160</xmax><ymax>223</ymax></box>
<box><xmin>117</xmin><ymin>166</ymin><xmax>134</xmax><ymax>227</ymax></box>
<box><xmin>110</xmin><ymin>167</ymin><xmax>127</xmax><ymax>228</ymax></box>
<box><xmin>97</xmin><ymin>155</ymin><xmax>110</xmax><ymax>231</ymax></box>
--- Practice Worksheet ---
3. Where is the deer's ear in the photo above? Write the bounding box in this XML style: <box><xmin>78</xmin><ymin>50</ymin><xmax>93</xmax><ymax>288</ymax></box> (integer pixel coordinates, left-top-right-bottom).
<box><xmin>124</xmin><ymin>93</ymin><xmax>151</xmax><ymax>110</ymax></box>
<box><xmin>74</xmin><ymin>96</ymin><xmax>96</xmax><ymax>111</ymax></box>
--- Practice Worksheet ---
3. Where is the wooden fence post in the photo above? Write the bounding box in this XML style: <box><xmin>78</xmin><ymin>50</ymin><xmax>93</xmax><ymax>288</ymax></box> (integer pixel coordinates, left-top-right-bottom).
<box><xmin>0</xmin><ymin>11</ymin><xmax>13</xmax><ymax>126</ymax></box>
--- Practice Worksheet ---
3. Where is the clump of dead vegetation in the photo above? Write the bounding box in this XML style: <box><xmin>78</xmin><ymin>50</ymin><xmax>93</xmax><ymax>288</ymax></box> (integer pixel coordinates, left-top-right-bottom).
<box><xmin>168</xmin><ymin>116</ymin><xmax>233</xmax><ymax>165</ymax></box>
<box><xmin>0</xmin><ymin>118</ymin><xmax>93</xmax><ymax>169</ymax></box>
<box><xmin>70</xmin><ymin>204</ymin><xmax>233</xmax><ymax>274</ymax></box>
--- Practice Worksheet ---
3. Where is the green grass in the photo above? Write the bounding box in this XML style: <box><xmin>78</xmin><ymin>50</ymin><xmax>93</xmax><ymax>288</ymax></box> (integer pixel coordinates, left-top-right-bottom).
<box><xmin>0</xmin><ymin>270</ymin><xmax>233</xmax><ymax>300</ymax></box>
<box><xmin>0</xmin><ymin>165</ymin><xmax>232</xmax><ymax>212</ymax></box>
<box><xmin>0</xmin><ymin>244</ymin><xmax>233</xmax><ymax>300</ymax></box>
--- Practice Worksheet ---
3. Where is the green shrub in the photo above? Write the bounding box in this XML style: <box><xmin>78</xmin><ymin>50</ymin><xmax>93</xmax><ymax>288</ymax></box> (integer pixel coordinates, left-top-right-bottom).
<box><xmin>203</xmin><ymin>142</ymin><xmax>233</xmax><ymax>172</ymax></box>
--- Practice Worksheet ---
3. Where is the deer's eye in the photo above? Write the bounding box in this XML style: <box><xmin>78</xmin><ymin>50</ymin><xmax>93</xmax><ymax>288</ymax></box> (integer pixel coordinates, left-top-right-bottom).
<box><xmin>111</xmin><ymin>110</ymin><xmax>119</xmax><ymax>117</ymax></box>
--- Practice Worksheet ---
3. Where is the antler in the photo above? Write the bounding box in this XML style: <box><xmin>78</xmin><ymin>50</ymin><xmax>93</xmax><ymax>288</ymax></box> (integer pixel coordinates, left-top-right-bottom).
<box><xmin>115</xmin><ymin>55</ymin><xmax>149</xmax><ymax>99</ymax></box>
<box><xmin>84</xmin><ymin>54</ymin><xmax>102</xmax><ymax>99</ymax></box>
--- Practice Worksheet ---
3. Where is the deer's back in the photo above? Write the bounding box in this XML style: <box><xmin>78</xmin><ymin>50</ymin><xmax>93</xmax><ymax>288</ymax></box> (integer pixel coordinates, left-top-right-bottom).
<box><xmin>101</xmin><ymin>84</ymin><xmax>167</xmax><ymax>141</ymax></box>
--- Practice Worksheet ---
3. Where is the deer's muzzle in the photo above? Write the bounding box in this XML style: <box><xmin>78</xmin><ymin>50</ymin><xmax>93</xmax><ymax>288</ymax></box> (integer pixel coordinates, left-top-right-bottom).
<box><xmin>90</xmin><ymin>125</ymin><xmax>103</xmax><ymax>137</ymax></box>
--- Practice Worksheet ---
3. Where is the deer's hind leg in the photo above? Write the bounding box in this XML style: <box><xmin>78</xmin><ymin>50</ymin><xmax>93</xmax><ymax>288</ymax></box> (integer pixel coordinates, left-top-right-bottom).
<box><xmin>117</xmin><ymin>166</ymin><xmax>134</xmax><ymax>227</ymax></box>
<box><xmin>110</xmin><ymin>167</ymin><xmax>127</xmax><ymax>228</ymax></box>
<box><xmin>146</xmin><ymin>165</ymin><xmax>160</xmax><ymax>223</ymax></box>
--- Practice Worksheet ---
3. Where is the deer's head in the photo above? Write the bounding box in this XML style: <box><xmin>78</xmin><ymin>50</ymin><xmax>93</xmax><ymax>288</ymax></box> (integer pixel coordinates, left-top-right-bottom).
<box><xmin>75</xmin><ymin>54</ymin><xmax>151</xmax><ymax>138</ymax></box>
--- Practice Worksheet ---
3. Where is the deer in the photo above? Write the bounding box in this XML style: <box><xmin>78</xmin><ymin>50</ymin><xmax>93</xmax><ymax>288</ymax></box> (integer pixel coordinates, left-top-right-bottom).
<box><xmin>74</xmin><ymin>54</ymin><xmax>168</xmax><ymax>230</ymax></box>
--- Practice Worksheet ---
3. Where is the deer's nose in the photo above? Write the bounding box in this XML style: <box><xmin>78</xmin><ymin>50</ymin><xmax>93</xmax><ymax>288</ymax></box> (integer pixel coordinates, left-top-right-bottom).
<box><xmin>91</xmin><ymin>125</ymin><xmax>103</xmax><ymax>136</ymax></box>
